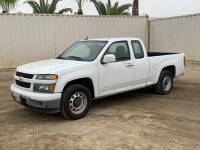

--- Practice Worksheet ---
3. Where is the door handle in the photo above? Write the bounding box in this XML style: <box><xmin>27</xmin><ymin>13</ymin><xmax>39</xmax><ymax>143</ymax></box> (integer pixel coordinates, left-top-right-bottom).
<box><xmin>126</xmin><ymin>63</ymin><xmax>134</xmax><ymax>67</ymax></box>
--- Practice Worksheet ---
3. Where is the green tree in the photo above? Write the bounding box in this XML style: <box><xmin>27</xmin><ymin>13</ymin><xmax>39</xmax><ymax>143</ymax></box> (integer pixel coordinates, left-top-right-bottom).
<box><xmin>24</xmin><ymin>0</ymin><xmax>73</xmax><ymax>14</ymax></box>
<box><xmin>132</xmin><ymin>0</ymin><xmax>139</xmax><ymax>16</ymax></box>
<box><xmin>0</xmin><ymin>0</ymin><xmax>17</xmax><ymax>13</ymax></box>
<box><xmin>75</xmin><ymin>0</ymin><xmax>85</xmax><ymax>15</ymax></box>
<box><xmin>90</xmin><ymin>0</ymin><xmax>132</xmax><ymax>16</ymax></box>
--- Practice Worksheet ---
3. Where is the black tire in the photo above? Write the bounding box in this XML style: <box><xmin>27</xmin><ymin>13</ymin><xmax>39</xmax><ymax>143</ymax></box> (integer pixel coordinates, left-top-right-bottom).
<box><xmin>155</xmin><ymin>70</ymin><xmax>173</xmax><ymax>95</ymax></box>
<box><xmin>60</xmin><ymin>84</ymin><xmax>92</xmax><ymax>120</ymax></box>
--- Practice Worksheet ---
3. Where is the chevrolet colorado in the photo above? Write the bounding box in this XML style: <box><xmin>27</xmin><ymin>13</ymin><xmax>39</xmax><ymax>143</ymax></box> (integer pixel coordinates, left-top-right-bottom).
<box><xmin>10</xmin><ymin>38</ymin><xmax>185</xmax><ymax>120</ymax></box>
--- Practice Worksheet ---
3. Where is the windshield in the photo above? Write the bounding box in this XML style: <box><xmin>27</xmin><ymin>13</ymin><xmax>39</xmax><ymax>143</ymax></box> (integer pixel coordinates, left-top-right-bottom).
<box><xmin>57</xmin><ymin>41</ymin><xmax>108</xmax><ymax>61</ymax></box>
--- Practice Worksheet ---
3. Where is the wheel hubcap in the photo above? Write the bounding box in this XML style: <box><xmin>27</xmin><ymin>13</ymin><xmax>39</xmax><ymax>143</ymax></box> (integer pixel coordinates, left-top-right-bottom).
<box><xmin>163</xmin><ymin>75</ymin><xmax>171</xmax><ymax>91</ymax></box>
<box><xmin>73</xmin><ymin>98</ymin><xmax>82</xmax><ymax>108</ymax></box>
<box><xmin>69</xmin><ymin>92</ymin><xmax>87</xmax><ymax>114</ymax></box>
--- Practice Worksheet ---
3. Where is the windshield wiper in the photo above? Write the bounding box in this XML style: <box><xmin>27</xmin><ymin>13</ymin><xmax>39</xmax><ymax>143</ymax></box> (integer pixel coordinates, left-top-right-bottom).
<box><xmin>56</xmin><ymin>56</ymin><xmax>65</xmax><ymax>59</ymax></box>
<box><xmin>67</xmin><ymin>56</ymin><xmax>83</xmax><ymax>61</ymax></box>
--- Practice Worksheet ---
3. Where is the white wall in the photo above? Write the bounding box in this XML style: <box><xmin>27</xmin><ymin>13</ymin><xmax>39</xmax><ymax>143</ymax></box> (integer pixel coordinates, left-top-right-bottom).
<box><xmin>0</xmin><ymin>14</ymin><xmax>149</xmax><ymax>69</ymax></box>
<box><xmin>2</xmin><ymin>13</ymin><xmax>199</xmax><ymax>69</ymax></box>
<box><xmin>150</xmin><ymin>14</ymin><xmax>200</xmax><ymax>61</ymax></box>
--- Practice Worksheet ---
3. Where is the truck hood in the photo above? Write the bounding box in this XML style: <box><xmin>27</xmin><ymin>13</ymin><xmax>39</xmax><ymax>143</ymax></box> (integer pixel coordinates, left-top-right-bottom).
<box><xmin>17</xmin><ymin>59</ymin><xmax>94</xmax><ymax>74</ymax></box>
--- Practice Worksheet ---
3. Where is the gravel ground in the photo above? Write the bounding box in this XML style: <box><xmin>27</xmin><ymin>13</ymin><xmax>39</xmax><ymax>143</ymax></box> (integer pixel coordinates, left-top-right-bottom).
<box><xmin>0</xmin><ymin>62</ymin><xmax>200</xmax><ymax>150</ymax></box>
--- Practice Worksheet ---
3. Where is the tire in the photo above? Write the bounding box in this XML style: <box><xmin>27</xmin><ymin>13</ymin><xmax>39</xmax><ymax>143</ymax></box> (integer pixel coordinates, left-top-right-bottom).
<box><xmin>60</xmin><ymin>84</ymin><xmax>92</xmax><ymax>120</ymax></box>
<box><xmin>155</xmin><ymin>70</ymin><xmax>173</xmax><ymax>95</ymax></box>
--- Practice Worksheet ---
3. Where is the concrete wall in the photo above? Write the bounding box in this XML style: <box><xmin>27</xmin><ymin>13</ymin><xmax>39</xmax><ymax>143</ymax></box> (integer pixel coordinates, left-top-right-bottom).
<box><xmin>150</xmin><ymin>14</ymin><xmax>200</xmax><ymax>61</ymax></box>
<box><xmin>0</xmin><ymin>14</ymin><xmax>149</xmax><ymax>69</ymax></box>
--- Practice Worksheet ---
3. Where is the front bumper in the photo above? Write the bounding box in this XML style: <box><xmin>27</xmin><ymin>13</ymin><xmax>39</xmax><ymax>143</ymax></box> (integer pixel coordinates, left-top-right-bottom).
<box><xmin>10</xmin><ymin>84</ymin><xmax>61</xmax><ymax>113</ymax></box>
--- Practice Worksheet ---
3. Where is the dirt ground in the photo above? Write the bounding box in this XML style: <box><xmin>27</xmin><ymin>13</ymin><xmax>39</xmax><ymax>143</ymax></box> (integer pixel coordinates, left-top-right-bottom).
<box><xmin>0</xmin><ymin>62</ymin><xmax>200</xmax><ymax>150</ymax></box>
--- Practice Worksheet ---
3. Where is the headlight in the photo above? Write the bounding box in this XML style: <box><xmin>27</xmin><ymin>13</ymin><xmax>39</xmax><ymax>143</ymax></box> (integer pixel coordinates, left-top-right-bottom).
<box><xmin>33</xmin><ymin>84</ymin><xmax>55</xmax><ymax>93</ymax></box>
<box><xmin>36</xmin><ymin>74</ymin><xmax>58</xmax><ymax>80</ymax></box>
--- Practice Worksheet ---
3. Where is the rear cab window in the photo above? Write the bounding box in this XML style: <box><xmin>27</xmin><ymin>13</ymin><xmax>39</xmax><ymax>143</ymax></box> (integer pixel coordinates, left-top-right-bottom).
<box><xmin>131</xmin><ymin>40</ymin><xmax>144</xmax><ymax>59</ymax></box>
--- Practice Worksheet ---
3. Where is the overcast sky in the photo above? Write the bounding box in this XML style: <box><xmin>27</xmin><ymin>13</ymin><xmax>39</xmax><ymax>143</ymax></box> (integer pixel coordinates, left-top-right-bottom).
<box><xmin>14</xmin><ymin>0</ymin><xmax>200</xmax><ymax>18</ymax></box>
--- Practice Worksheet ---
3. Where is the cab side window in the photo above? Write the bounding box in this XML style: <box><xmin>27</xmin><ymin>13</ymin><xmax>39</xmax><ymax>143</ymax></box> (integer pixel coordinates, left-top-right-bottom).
<box><xmin>131</xmin><ymin>40</ymin><xmax>144</xmax><ymax>59</ymax></box>
<box><xmin>105</xmin><ymin>41</ymin><xmax>130</xmax><ymax>61</ymax></box>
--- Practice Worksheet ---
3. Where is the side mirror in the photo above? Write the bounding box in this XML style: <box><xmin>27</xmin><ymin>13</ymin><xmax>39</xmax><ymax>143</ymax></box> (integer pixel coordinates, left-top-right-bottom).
<box><xmin>103</xmin><ymin>54</ymin><xmax>116</xmax><ymax>64</ymax></box>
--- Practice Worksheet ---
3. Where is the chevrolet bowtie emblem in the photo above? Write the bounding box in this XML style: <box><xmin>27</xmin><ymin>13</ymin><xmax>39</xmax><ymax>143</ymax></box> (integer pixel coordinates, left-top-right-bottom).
<box><xmin>19</xmin><ymin>77</ymin><xmax>24</xmax><ymax>82</ymax></box>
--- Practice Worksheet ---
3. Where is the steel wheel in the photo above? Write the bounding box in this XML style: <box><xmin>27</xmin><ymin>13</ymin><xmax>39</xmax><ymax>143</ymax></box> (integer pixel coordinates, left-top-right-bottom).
<box><xmin>155</xmin><ymin>70</ymin><xmax>173</xmax><ymax>95</ymax></box>
<box><xmin>69</xmin><ymin>92</ymin><xmax>87</xmax><ymax>114</ymax></box>
<box><xmin>61</xmin><ymin>84</ymin><xmax>92</xmax><ymax>120</ymax></box>
<box><xmin>163</xmin><ymin>75</ymin><xmax>172</xmax><ymax>92</ymax></box>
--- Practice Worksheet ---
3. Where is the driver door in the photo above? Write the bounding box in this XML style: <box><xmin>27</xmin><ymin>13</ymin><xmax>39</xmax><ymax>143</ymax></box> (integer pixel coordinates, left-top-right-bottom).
<box><xmin>98</xmin><ymin>41</ymin><xmax>135</xmax><ymax>96</ymax></box>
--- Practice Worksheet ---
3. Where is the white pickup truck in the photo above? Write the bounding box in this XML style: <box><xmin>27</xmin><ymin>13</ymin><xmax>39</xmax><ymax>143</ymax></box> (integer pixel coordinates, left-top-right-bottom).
<box><xmin>10</xmin><ymin>38</ymin><xmax>185</xmax><ymax>120</ymax></box>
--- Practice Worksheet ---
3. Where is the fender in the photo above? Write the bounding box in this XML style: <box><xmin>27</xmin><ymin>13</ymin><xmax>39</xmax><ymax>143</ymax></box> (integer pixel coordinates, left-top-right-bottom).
<box><xmin>54</xmin><ymin>67</ymin><xmax>98</xmax><ymax>97</ymax></box>
<box><xmin>147</xmin><ymin>57</ymin><xmax>177</xmax><ymax>85</ymax></box>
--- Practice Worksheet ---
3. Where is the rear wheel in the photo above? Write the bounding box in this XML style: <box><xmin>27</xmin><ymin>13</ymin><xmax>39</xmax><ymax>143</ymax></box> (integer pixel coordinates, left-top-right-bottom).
<box><xmin>155</xmin><ymin>70</ymin><xmax>173</xmax><ymax>95</ymax></box>
<box><xmin>60</xmin><ymin>84</ymin><xmax>92</xmax><ymax>120</ymax></box>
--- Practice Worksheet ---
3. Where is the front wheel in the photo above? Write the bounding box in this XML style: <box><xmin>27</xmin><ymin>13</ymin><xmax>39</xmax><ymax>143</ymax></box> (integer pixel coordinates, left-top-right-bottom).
<box><xmin>155</xmin><ymin>70</ymin><xmax>173</xmax><ymax>95</ymax></box>
<box><xmin>60</xmin><ymin>84</ymin><xmax>92</xmax><ymax>120</ymax></box>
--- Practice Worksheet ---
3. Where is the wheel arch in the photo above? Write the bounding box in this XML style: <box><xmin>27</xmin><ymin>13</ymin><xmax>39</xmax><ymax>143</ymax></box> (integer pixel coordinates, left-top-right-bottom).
<box><xmin>153</xmin><ymin>65</ymin><xmax>176</xmax><ymax>85</ymax></box>
<box><xmin>62</xmin><ymin>78</ymin><xmax>95</xmax><ymax>99</ymax></box>
<box><xmin>162</xmin><ymin>65</ymin><xmax>176</xmax><ymax>78</ymax></box>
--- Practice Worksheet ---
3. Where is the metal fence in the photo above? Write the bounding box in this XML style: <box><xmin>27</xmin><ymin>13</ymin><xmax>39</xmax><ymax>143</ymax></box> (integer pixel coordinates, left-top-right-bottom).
<box><xmin>1</xmin><ymin>13</ymin><xmax>200</xmax><ymax>69</ymax></box>
<box><xmin>149</xmin><ymin>14</ymin><xmax>200</xmax><ymax>62</ymax></box>
<box><xmin>0</xmin><ymin>14</ymin><xmax>149</xmax><ymax>69</ymax></box>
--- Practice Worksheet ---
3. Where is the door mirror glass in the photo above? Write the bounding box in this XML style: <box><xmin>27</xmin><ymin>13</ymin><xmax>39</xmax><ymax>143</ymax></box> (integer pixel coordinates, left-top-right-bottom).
<box><xmin>103</xmin><ymin>54</ymin><xmax>116</xmax><ymax>64</ymax></box>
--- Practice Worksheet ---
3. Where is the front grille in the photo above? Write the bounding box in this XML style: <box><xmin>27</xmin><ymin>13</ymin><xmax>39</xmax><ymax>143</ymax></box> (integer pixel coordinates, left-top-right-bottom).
<box><xmin>16</xmin><ymin>71</ymin><xmax>34</xmax><ymax>79</ymax></box>
<box><xmin>15</xmin><ymin>80</ymin><xmax>31</xmax><ymax>88</ymax></box>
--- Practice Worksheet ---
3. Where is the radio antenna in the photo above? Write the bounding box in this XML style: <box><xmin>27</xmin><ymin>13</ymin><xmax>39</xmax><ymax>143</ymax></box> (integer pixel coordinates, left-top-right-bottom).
<box><xmin>85</xmin><ymin>36</ymin><xmax>88</xmax><ymax>40</ymax></box>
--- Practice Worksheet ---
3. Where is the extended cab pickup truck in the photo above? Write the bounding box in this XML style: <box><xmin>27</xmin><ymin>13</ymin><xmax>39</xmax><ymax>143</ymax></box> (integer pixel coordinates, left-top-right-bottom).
<box><xmin>10</xmin><ymin>38</ymin><xmax>185</xmax><ymax>120</ymax></box>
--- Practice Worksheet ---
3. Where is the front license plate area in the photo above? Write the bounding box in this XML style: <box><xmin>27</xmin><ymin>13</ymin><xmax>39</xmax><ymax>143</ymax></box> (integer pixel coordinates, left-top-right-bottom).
<box><xmin>13</xmin><ymin>92</ymin><xmax>21</xmax><ymax>103</ymax></box>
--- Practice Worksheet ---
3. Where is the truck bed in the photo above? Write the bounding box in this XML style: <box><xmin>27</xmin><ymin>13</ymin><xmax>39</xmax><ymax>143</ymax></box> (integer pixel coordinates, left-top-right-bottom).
<box><xmin>147</xmin><ymin>52</ymin><xmax>178</xmax><ymax>57</ymax></box>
